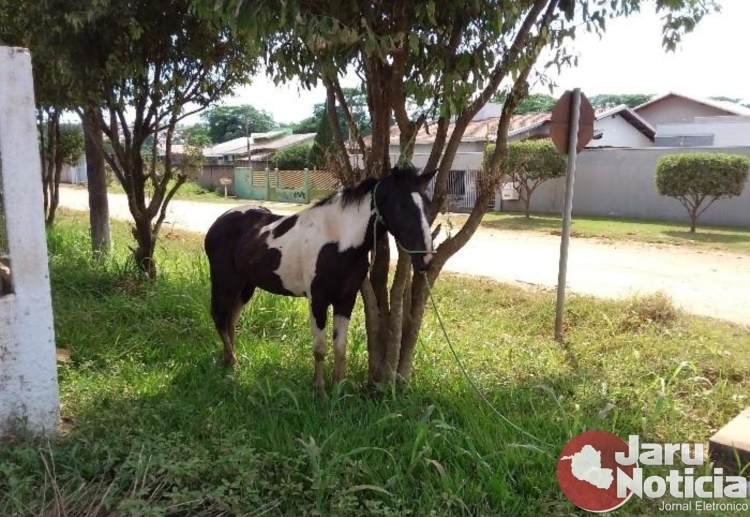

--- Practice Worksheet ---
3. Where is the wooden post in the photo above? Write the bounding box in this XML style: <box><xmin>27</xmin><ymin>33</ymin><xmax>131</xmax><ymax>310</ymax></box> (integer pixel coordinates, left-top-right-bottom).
<box><xmin>303</xmin><ymin>168</ymin><xmax>311</xmax><ymax>203</ymax></box>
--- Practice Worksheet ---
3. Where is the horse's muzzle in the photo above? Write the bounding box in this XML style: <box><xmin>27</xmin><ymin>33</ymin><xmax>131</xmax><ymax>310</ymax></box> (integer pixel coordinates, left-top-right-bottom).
<box><xmin>412</xmin><ymin>253</ymin><xmax>433</xmax><ymax>272</ymax></box>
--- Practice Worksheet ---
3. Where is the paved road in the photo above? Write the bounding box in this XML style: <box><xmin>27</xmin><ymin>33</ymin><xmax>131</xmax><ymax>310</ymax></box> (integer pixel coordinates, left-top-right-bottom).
<box><xmin>59</xmin><ymin>186</ymin><xmax>750</xmax><ymax>326</ymax></box>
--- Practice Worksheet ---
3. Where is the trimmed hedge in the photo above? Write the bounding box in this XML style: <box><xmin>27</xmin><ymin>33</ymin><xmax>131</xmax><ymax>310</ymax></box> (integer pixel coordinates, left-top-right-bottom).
<box><xmin>655</xmin><ymin>152</ymin><xmax>750</xmax><ymax>232</ymax></box>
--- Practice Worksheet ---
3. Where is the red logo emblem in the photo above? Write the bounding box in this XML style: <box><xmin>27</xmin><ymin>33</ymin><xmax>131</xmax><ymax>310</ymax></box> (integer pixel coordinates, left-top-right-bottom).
<box><xmin>557</xmin><ymin>430</ymin><xmax>637</xmax><ymax>512</ymax></box>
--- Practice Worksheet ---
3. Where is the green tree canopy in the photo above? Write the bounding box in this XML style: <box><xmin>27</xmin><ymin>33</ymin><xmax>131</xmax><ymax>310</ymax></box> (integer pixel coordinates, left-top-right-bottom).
<box><xmin>197</xmin><ymin>0</ymin><xmax>718</xmax><ymax>383</ymax></box>
<box><xmin>273</xmin><ymin>143</ymin><xmax>313</xmax><ymax>170</ymax></box>
<box><xmin>656</xmin><ymin>153</ymin><xmax>750</xmax><ymax>233</ymax></box>
<box><xmin>202</xmin><ymin>105</ymin><xmax>276</xmax><ymax>143</ymax></box>
<box><xmin>590</xmin><ymin>94</ymin><xmax>654</xmax><ymax>109</ymax></box>
<box><xmin>291</xmin><ymin>87</ymin><xmax>372</xmax><ymax>136</ymax></box>
<box><xmin>308</xmin><ymin>100</ymin><xmax>336</xmax><ymax>169</ymax></box>
<box><xmin>180</xmin><ymin>123</ymin><xmax>212</xmax><ymax>147</ymax></box>
<box><xmin>486</xmin><ymin>139</ymin><xmax>566</xmax><ymax>217</ymax></box>
<box><xmin>3</xmin><ymin>0</ymin><xmax>259</xmax><ymax>276</ymax></box>
<box><xmin>492</xmin><ymin>92</ymin><xmax>556</xmax><ymax>114</ymax></box>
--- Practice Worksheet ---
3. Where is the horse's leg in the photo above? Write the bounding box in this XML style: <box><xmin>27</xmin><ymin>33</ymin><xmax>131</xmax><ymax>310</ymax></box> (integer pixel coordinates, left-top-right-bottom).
<box><xmin>228</xmin><ymin>283</ymin><xmax>255</xmax><ymax>352</ymax></box>
<box><xmin>308</xmin><ymin>295</ymin><xmax>329</xmax><ymax>391</ymax></box>
<box><xmin>331</xmin><ymin>294</ymin><xmax>357</xmax><ymax>384</ymax></box>
<box><xmin>211</xmin><ymin>275</ymin><xmax>244</xmax><ymax>367</ymax></box>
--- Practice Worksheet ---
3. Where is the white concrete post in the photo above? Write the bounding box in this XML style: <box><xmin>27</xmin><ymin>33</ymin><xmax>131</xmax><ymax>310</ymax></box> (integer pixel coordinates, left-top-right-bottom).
<box><xmin>0</xmin><ymin>47</ymin><xmax>59</xmax><ymax>436</ymax></box>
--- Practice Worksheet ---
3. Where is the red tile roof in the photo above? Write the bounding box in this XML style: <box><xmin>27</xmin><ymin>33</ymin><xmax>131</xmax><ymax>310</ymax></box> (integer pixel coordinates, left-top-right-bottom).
<box><xmin>383</xmin><ymin>105</ymin><xmax>651</xmax><ymax>144</ymax></box>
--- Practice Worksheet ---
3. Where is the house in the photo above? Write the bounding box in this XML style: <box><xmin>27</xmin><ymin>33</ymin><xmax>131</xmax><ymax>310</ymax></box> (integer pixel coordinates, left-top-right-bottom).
<box><xmin>59</xmin><ymin>156</ymin><xmax>87</xmax><ymax>184</ymax></box>
<box><xmin>369</xmin><ymin>102</ymin><xmax>657</xmax><ymax>210</ymax></box>
<box><xmin>632</xmin><ymin>92</ymin><xmax>750</xmax><ymax>147</ymax></box>
<box><xmin>633</xmin><ymin>92</ymin><xmax>750</xmax><ymax>126</ymax></box>
<box><xmin>188</xmin><ymin>131</ymin><xmax>316</xmax><ymax>195</ymax></box>
<box><xmin>377</xmin><ymin>102</ymin><xmax>656</xmax><ymax>171</ymax></box>
<box><xmin>504</xmin><ymin>104</ymin><xmax>656</xmax><ymax>148</ymax></box>
<box><xmin>202</xmin><ymin>131</ymin><xmax>316</xmax><ymax>167</ymax></box>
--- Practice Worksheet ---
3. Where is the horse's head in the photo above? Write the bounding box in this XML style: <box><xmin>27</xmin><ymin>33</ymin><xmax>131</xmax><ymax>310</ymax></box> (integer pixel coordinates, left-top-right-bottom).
<box><xmin>374</xmin><ymin>165</ymin><xmax>437</xmax><ymax>272</ymax></box>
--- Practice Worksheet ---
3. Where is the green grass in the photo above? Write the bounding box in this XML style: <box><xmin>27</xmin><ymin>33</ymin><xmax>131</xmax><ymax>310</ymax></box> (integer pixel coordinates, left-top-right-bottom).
<box><xmin>478</xmin><ymin>212</ymin><xmax>750</xmax><ymax>254</ymax></box>
<box><xmin>106</xmin><ymin>179</ymin><xmax>235</xmax><ymax>203</ymax></box>
<box><xmin>1</xmin><ymin>210</ymin><xmax>748</xmax><ymax>516</ymax></box>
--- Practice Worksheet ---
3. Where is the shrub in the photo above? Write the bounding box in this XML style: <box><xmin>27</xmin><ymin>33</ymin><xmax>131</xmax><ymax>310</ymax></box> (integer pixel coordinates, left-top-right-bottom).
<box><xmin>272</xmin><ymin>143</ymin><xmax>312</xmax><ymax>170</ymax></box>
<box><xmin>655</xmin><ymin>153</ymin><xmax>750</xmax><ymax>233</ymax></box>
<box><xmin>485</xmin><ymin>139</ymin><xmax>567</xmax><ymax>218</ymax></box>
<box><xmin>619</xmin><ymin>292</ymin><xmax>678</xmax><ymax>331</ymax></box>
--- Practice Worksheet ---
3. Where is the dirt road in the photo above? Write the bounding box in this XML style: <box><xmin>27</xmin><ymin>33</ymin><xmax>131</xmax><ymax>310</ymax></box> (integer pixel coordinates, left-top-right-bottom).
<box><xmin>59</xmin><ymin>186</ymin><xmax>750</xmax><ymax>326</ymax></box>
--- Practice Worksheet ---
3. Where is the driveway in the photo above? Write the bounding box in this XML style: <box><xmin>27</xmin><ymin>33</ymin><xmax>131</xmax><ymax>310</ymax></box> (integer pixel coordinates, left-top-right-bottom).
<box><xmin>59</xmin><ymin>186</ymin><xmax>750</xmax><ymax>326</ymax></box>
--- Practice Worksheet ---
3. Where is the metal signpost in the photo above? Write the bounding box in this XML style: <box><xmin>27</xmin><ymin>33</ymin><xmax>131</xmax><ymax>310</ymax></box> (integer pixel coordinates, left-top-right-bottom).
<box><xmin>549</xmin><ymin>88</ymin><xmax>595</xmax><ymax>341</ymax></box>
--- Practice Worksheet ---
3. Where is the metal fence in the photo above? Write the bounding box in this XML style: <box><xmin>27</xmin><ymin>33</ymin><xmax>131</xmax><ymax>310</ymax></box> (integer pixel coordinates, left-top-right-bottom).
<box><xmin>426</xmin><ymin>169</ymin><xmax>481</xmax><ymax>213</ymax></box>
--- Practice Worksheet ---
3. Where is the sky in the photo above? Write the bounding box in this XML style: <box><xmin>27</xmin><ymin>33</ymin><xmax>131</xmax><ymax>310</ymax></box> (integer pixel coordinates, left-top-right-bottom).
<box><xmin>211</xmin><ymin>0</ymin><xmax>750</xmax><ymax>125</ymax></box>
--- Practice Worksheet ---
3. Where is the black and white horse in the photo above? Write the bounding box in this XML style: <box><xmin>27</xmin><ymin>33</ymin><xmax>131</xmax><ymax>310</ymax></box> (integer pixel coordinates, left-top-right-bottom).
<box><xmin>204</xmin><ymin>165</ymin><xmax>436</xmax><ymax>388</ymax></box>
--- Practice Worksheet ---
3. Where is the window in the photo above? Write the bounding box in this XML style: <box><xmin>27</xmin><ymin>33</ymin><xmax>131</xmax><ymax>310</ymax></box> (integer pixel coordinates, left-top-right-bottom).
<box><xmin>448</xmin><ymin>170</ymin><xmax>466</xmax><ymax>197</ymax></box>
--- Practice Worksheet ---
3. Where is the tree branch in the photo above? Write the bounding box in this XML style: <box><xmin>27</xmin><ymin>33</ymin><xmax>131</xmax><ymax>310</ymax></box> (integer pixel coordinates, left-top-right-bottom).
<box><xmin>331</xmin><ymin>77</ymin><xmax>368</xmax><ymax>164</ymax></box>
<box><xmin>322</xmin><ymin>75</ymin><xmax>355</xmax><ymax>179</ymax></box>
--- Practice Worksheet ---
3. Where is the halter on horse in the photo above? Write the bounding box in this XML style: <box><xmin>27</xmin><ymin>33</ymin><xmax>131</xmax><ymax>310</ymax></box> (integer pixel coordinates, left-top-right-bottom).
<box><xmin>204</xmin><ymin>165</ymin><xmax>437</xmax><ymax>388</ymax></box>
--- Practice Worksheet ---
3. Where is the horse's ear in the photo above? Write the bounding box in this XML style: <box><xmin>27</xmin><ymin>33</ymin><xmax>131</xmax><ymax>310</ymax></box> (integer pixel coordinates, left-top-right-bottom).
<box><xmin>417</xmin><ymin>169</ymin><xmax>437</xmax><ymax>190</ymax></box>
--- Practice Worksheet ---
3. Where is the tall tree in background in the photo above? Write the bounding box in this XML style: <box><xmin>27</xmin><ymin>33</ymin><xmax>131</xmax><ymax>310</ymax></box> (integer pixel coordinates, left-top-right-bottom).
<box><xmin>492</xmin><ymin>92</ymin><xmax>556</xmax><ymax>114</ymax></box>
<box><xmin>38</xmin><ymin>116</ymin><xmax>85</xmax><ymax>226</ymax></box>
<box><xmin>199</xmin><ymin>0</ymin><xmax>716</xmax><ymax>385</ymax></box>
<box><xmin>308</xmin><ymin>99</ymin><xmax>336</xmax><ymax>169</ymax></box>
<box><xmin>590</xmin><ymin>93</ymin><xmax>653</xmax><ymax>109</ymax></box>
<box><xmin>710</xmin><ymin>95</ymin><xmax>750</xmax><ymax>108</ymax></box>
<box><xmin>1</xmin><ymin>0</ymin><xmax>113</xmax><ymax>257</ymax></box>
<box><xmin>180</xmin><ymin>123</ymin><xmax>212</xmax><ymax>146</ymax></box>
<box><xmin>292</xmin><ymin>87</ymin><xmax>372</xmax><ymax>136</ymax></box>
<box><xmin>202</xmin><ymin>105</ymin><xmax>276</xmax><ymax>143</ymax></box>
<box><xmin>62</xmin><ymin>0</ymin><xmax>257</xmax><ymax>277</ymax></box>
<box><xmin>81</xmin><ymin>108</ymin><xmax>111</xmax><ymax>259</ymax></box>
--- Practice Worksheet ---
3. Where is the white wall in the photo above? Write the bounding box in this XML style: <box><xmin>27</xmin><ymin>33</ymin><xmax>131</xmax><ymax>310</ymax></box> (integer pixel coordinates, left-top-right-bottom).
<box><xmin>60</xmin><ymin>156</ymin><xmax>87</xmax><ymax>184</ymax></box>
<box><xmin>591</xmin><ymin>115</ymin><xmax>653</xmax><ymax>148</ymax></box>
<box><xmin>498</xmin><ymin>146</ymin><xmax>750</xmax><ymax>227</ymax></box>
<box><xmin>0</xmin><ymin>47</ymin><xmax>59</xmax><ymax>436</ymax></box>
<box><xmin>657</xmin><ymin>116</ymin><xmax>750</xmax><ymax>147</ymax></box>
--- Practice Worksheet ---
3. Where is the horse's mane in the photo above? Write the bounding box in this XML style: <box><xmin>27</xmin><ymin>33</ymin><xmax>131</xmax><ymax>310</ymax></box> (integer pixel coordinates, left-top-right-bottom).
<box><xmin>313</xmin><ymin>177</ymin><xmax>378</xmax><ymax>209</ymax></box>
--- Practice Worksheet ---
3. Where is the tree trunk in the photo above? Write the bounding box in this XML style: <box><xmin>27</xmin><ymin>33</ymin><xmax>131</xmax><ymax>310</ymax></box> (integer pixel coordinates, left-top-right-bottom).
<box><xmin>133</xmin><ymin>217</ymin><xmax>157</xmax><ymax>278</ymax></box>
<box><xmin>524</xmin><ymin>196</ymin><xmax>531</xmax><ymax>218</ymax></box>
<box><xmin>82</xmin><ymin>109</ymin><xmax>111</xmax><ymax>259</ymax></box>
<box><xmin>48</xmin><ymin>121</ymin><xmax>64</xmax><ymax>227</ymax></box>
<box><xmin>360</xmin><ymin>278</ymin><xmax>381</xmax><ymax>382</ymax></box>
<box><xmin>397</xmin><ymin>271</ymin><xmax>430</xmax><ymax>382</ymax></box>
<box><xmin>359</xmin><ymin>0</ymin><xmax>557</xmax><ymax>388</ymax></box>
<box><xmin>42</xmin><ymin>110</ymin><xmax>59</xmax><ymax>226</ymax></box>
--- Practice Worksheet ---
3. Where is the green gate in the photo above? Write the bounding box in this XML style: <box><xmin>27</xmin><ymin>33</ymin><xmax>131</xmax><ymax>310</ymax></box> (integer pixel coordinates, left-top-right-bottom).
<box><xmin>234</xmin><ymin>168</ymin><xmax>269</xmax><ymax>200</ymax></box>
